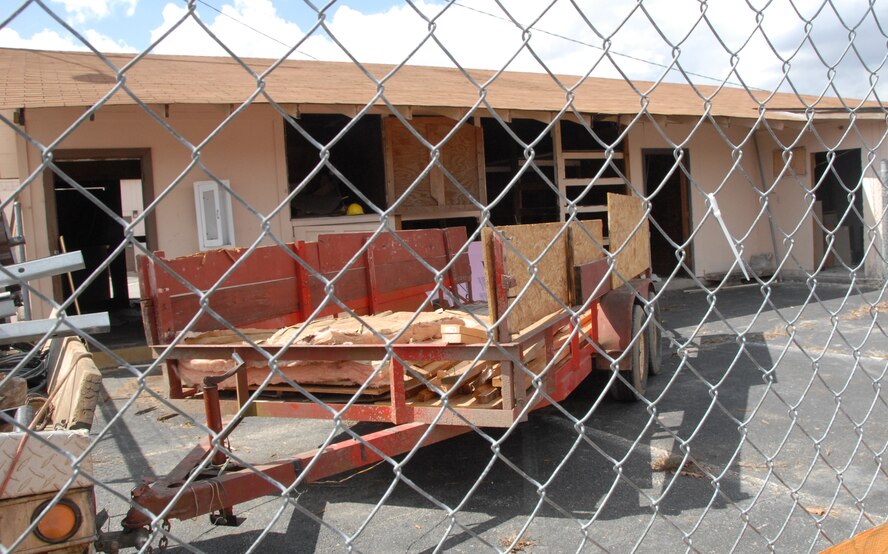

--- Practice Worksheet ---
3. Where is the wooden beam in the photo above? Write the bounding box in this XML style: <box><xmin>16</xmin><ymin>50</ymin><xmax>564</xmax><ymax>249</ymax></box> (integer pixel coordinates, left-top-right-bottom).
<box><xmin>441</xmin><ymin>324</ymin><xmax>488</xmax><ymax>344</ymax></box>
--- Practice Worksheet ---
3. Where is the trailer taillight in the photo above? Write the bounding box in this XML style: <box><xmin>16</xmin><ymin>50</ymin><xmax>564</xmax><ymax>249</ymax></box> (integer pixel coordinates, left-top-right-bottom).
<box><xmin>32</xmin><ymin>498</ymin><xmax>82</xmax><ymax>544</ymax></box>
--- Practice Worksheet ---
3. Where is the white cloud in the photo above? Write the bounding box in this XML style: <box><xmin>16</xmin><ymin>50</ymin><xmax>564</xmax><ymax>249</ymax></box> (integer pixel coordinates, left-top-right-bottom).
<box><xmin>150</xmin><ymin>0</ymin><xmax>310</xmax><ymax>59</ymax></box>
<box><xmin>51</xmin><ymin>0</ymin><xmax>138</xmax><ymax>23</ymax></box>
<box><xmin>10</xmin><ymin>0</ymin><xmax>882</xmax><ymax>99</ymax></box>
<box><xmin>0</xmin><ymin>27</ymin><xmax>133</xmax><ymax>52</ymax></box>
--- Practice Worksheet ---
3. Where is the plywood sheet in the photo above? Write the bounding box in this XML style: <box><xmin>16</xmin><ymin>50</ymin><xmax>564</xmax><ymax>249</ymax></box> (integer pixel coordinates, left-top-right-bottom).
<box><xmin>607</xmin><ymin>193</ymin><xmax>650</xmax><ymax>287</ymax></box>
<box><xmin>386</xmin><ymin>117</ymin><xmax>434</xmax><ymax>209</ymax></box>
<box><xmin>570</xmin><ymin>219</ymin><xmax>605</xmax><ymax>266</ymax></box>
<box><xmin>384</xmin><ymin>117</ymin><xmax>480</xmax><ymax>211</ymax></box>
<box><xmin>484</xmin><ymin>222</ymin><xmax>570</xmax><ymax>337</ymax></box>
<box><xmin>439</xmin><ymin>123</ymin><xmax>481</xmax><ymax>206</ymax></box>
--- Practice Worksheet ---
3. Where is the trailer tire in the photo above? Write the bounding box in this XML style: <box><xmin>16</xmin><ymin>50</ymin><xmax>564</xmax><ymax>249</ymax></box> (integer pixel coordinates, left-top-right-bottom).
<box><xmin>609</xmin><ymin>304</ymin><xmax>648</xmax><ymax>402</ymax></box>
<box><xmin>646</xmin><ymin>301</ymin><xmax>662</xmax><ymax>376</ymax></box>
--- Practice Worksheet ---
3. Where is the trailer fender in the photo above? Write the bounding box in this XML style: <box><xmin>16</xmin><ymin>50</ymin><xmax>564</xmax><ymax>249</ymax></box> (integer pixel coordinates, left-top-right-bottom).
<box><xmin>596</xmin><ymin>279</ymin><xmax>652</xmax><ymax>353</ymax></box>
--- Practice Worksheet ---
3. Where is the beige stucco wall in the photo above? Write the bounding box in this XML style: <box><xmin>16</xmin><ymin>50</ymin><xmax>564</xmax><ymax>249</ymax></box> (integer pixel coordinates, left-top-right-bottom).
<box><xmin>756</xmin><ymin>118</ymin><xmax>888</xmax><ymax>279</ymax></box>
<box><xmin>10</xmin><ymin>103</ymin><xmax>887</xmax><ymax>317</ymax></box>
<box><xmin>17</xmin><ymin>103</ymin><xmax>292</xmax><ymax>317</ymax></box>
<box><xmin>625</xmin><ymin>118</ymin><xmax>776</xmax><ymax>277</ymax></box>
<box><xmin>0</xmin><ymin>110</ymin><xmax>19</xmax><ymax>180</ymax></box>
<box><xmin>794</xmin><ymin>119</ymin><xmax>888</xmax><ymax>278</ymax></box>
<box><xmin>625</xmin><ymin>116</ymin><xmax>888</xmax><ymax>280</ymax></box>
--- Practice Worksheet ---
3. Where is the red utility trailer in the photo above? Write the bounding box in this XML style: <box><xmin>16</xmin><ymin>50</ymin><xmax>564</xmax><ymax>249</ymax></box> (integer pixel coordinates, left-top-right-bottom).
<box><xmin>123</xmin><ymin>197</ymin><xmax>657</xmax><ymax>534</ymax></box>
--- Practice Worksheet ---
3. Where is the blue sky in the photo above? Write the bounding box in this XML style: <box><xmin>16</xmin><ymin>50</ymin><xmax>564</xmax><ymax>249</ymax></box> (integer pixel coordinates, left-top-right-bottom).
<box><xmin>1</xmin><ymin>0</ymin><xmax>885</xmax><ymax>100</ymax></box>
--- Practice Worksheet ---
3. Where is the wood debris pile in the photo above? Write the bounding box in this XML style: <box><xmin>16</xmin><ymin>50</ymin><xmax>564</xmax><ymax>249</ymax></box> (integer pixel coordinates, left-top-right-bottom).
<box><xmin>174</xmin><ymin>308</ymin><xmax>487</xmax><ymax>390</ymax></box>
<box><xmin>403</xmin><ymin>325</ymin><xmax>574</xmax><ymax>408</ymax></box>
<box><xmin>173</xmin><ymin>305</ymin><xmax>592</xmax><ymax>408</ymax></box>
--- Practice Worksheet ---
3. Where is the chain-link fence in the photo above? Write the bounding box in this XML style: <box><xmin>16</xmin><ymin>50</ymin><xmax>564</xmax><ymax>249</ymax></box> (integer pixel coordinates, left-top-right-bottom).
<box><xmin>0</xmin><ymin>0</ymin><xmax>886</xmax><ymax>552</ymax></box>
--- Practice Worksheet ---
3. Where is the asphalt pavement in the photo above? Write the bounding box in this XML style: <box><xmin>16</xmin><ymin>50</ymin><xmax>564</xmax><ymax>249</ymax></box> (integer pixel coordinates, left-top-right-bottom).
<box><xmin>89</xmin><ymin>279</ymin><xmax>888</xmax><ymax>553</ymax></box>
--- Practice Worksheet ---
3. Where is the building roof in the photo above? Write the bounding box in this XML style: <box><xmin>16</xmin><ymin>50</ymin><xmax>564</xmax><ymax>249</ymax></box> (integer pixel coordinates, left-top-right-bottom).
<box><xmin>0</xmin><ymin>48</ymin><xmax>878</xmax><ymax>121</ymax></box>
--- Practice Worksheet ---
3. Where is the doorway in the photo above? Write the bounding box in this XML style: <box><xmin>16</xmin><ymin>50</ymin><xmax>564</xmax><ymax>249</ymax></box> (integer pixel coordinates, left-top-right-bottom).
<box><xmin>43</xmin><ymin>149</ymin><xmax>156</xmax><ymax>344</ymax></box>
<box><xmin>643</xmin><ymin>150</ymin><xmax>693</xmax><ymax>277</ymax></box>
<box><xmin>813</xmin><ymin>149</ymin><xmax>864</xmax><ymax>267</ymax></box>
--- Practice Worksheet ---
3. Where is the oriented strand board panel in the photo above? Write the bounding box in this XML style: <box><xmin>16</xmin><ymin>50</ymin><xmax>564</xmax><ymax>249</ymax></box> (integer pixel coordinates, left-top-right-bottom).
<box><xmin>607</xmin><ymin>193</ymin><xmax>650</xmax><ymax>287</ymax></box>
<box><xmin>384</xmin><ymin>117</ymin><xmax>481</xmax><ymax>212</ymax></box>
<box><xmin>570</xmin><ymin>219</ymin><xmax>605</xmax><ymax>266</ymax></box>
<box><xmin>485</xmin><ymin>222</ymin><xmax>570</xmax><ymax>336</ymax></box>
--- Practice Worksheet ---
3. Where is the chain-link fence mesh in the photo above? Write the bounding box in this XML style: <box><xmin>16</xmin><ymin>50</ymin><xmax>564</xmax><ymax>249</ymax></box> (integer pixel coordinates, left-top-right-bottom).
<box><xmin>0</xmin><ymin>0</ymin><xmax>886</xmax><ymax>552</ymax></box>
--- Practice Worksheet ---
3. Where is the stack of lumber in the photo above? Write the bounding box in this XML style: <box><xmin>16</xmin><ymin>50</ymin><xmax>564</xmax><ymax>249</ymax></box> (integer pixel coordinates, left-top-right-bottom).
<box><xmin>405</xmin><ymin>317</ymin><xmax>581</xmax><ymax>407</ymax></box>
<box><xmin>174</xmin><ymin>308</ymin><xmax>490</xmax><ymax>391</ymax></box>
<box><xmin>171</xmin><ymin>303</ymin><xmax>594</xmax><ymax>407</ymax></box>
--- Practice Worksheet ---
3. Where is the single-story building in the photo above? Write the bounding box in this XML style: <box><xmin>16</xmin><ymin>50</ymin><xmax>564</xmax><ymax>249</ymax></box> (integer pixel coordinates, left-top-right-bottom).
<box><xmin>0</xmin><ymin>48</ymin><xmax>884</xmax><ymax>320</ymax></box>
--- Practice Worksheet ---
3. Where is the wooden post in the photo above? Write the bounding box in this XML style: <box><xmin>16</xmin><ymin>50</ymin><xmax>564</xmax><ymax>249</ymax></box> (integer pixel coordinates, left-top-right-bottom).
<box><xmin>390</xmin><ymin>358</ymin><xmax>407</xmax><ymax>424</ymax></box>
<box><xmin>365</xmin><ymin>239</ymin><xmax>379</xmax><ymax>314</ymax></box>
<box><xmin>294</xmin><ymin>242</ymin><xmax>312</xmax><ymax>321</ymax></box>
<box><xmin>58</xmin><ymin>236</ymin><xmax>81</xmax><ymax>316</ymax></box>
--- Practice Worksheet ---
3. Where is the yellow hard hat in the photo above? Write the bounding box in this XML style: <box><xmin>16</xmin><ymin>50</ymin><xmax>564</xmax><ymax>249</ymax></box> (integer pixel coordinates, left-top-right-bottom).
<box><xmin>346</xmin><ymin>203</ymin><xmax>364</xmax><ymax>215</ymax></box>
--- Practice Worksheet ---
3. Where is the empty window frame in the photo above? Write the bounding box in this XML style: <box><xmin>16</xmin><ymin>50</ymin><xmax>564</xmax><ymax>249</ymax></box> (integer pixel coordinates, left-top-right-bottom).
<box><xmin>284</xmin><ymin>114</ymin><xmax>387</xmax><ymax>219</ymax></box>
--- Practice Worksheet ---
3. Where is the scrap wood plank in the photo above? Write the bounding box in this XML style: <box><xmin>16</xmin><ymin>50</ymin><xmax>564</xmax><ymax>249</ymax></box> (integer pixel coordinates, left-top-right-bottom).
<box><xmin>413</xmin><ymin>388</ymin><xmax>438</xmax><ymax>402</ymax></box>
<box><xmin>456</xmin><ymin>379</ymin><xmax>500</xmax><ymax>403</ymax></box>
<box><xmin>510</xmin><ymin>310</ymin><xmax>565</xmax><ymax>344</ymax></box>
<box><xmin>489</xmin><ymin>341</ymin><xmax>545</xmax><ymax>389</ymax></box>
<box><xmin>472</xmin><ymin>383</ymin><xmax>499</xmax><ymax>404</ymax></box>
<box><xmin>607</xmin><ymin>193</ymin><xmax>650</xmax><ymax>289</ymax></box>
<box><xmin>262</xmin><ymin>384</ymin><xmax>391</xmax><ymax>396</ymax></box>
<box><xmin>406</xmin><ymin>392</ymin><xmax>503</xmax><ymax>409</ymax></box>
<box><xmin>439</xmin><ymin>359</ymin><xmax>493</xmax><ymax>387</ymax></box>
<box><xmin>491</xmin><ymin>337</ymin><xmax>570</xmax><ymax>389</ymax></box>
<box><xmin>441</xmin><ymin>324</ymin><xmax>489</xmax><ymax>344</ymax></box>
<box><xmin>414</xmin><ymin>359</ymin><xmax>457</xmax><ymax>375</ymax></box>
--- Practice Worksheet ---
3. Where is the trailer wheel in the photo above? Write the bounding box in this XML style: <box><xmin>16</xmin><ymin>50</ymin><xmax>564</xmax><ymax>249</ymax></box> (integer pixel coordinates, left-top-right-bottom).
<box><xmin>609</xmin><ymin>304</ymin><xmax>648</xmax><ymax>402</ymax></box>
<box><xmin>646</xmin><ymin>301</ymin><xmax>662</xmax><ymax>376</ymax></box>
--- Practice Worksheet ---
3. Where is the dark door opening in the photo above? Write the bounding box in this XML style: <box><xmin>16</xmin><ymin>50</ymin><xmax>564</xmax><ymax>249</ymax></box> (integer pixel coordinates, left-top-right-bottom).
<box><xmin>644</xmin><ymin>150</ymin><xmax>693</xmax><ymax>277</ymax></box>
<box><xmin>813</xmin><ymin>149</ymin><xmax>864</xmax><ymax>267</ymax></box>
<box><xmin>53</xmin><ymin>159</ymin><xmax>143</xmax><ymax>315</ymax></box>
<box><xmin>43</xmin><ymin>149</ymin><xmax>156</xmax><ymax>348</ymax></box>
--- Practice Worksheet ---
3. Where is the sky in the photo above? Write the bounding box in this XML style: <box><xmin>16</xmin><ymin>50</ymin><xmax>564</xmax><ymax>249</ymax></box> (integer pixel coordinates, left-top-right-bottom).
<box><xmin>0</xmin><ymin>0</ymin><xmax>885</xmax><ymax>101</ymax></box>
